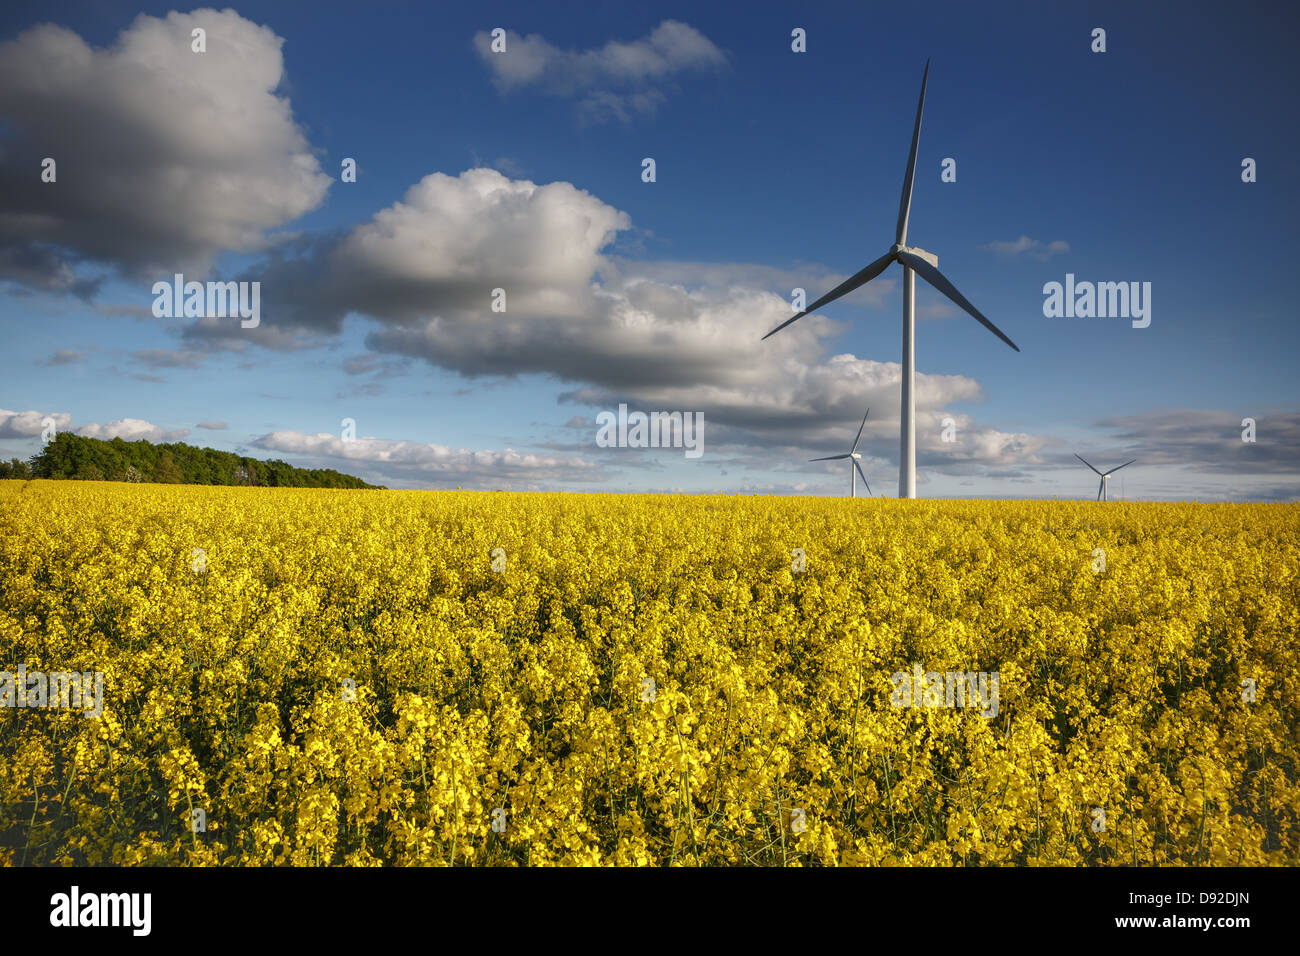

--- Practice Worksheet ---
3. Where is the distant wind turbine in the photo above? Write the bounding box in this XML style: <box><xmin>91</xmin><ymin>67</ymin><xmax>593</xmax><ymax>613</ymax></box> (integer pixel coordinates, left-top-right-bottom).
<box><xmin>1074</xmin><ymin>454</ymin><xmax>1136</xmax><ymax>502</ymax></box>
<box><xmin>811</xmin><ymin>407</ymin><xmax>872</xmax><ymax>497</ymax></box>
<box><xmin>762</xmin><ymin>59</ymin><xmax>1020</xmax><ymax>499</ymax></box>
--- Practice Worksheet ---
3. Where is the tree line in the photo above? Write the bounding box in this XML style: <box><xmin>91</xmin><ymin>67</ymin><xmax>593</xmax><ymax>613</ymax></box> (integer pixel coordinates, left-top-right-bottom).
<box><xmin>0</xmin><ymin>433</ymin><xmax>383</xmax><ymax>489</ymax></box>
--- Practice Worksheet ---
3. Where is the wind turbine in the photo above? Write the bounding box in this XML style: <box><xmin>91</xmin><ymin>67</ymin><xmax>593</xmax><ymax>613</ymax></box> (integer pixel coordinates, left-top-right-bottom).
<box><xmin>811</xmin><ymin>407</ymin><xmax>872</xmax><ymax>497</ymax></box>
<box><xmin>1074</xmin><ymin>454</ymin><xmax>1136</xmax><ymax>502</ymax></box>
<box><xmin>762</xmin><ymin>59</ymin><xmax>1020</xmax><ymax>499</ymax></box>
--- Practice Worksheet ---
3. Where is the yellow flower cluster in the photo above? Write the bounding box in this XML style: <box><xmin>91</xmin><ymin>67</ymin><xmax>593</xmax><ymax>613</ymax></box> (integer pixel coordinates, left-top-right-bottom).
<box><xmin>1</xmin><ymin>480</ymin><xmax>1296</xmax><ymax>866</ymax></box>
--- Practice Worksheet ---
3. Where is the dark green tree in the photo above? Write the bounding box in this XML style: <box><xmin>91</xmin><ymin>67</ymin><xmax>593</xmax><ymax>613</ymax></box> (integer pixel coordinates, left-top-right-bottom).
<box><xmin>23</xmin><ymin>433</ymin><xmax>381</xmax><ymax>488</ymax></box>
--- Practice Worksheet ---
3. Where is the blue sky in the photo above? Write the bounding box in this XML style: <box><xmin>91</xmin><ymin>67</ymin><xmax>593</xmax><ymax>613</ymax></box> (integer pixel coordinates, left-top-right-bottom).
<box><xmin>1</xmin><ymin>0</ymin><xmax>1297</xmax><ymax>498</ymax></box>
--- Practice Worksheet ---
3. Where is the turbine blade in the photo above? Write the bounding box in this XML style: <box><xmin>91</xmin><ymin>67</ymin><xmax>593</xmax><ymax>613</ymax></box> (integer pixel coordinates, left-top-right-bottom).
<box><xmin>761</xmin><ymin>252</ymin><xmax>896</xmax><ymax>340</ymax></box>
<box><xmin>1097</xmin><ymin>479</ymin><xmax>1103</xmax><ymax>502</ymax></box>
<box><xmin>850</xmin><ymin>407</ymin><xmax>870</xmax><ymax>454</ymax></box>
<box><xmin>1103</xmin><ymin>459</ymin><xmax>1137</xmax><ymax>476</ymax></box>
<box><xmin>897</xmin><ymin>250</ymin><xmax>1020</xmax><ymax>352</ymax></box>
<box><xmin>854</xmin><ymin>458</ymin><xmax>872</xmax><ymax>496</ymax></box>
<box><xmin>1074</xmin><ymin>453</ymin><xmax>1102</xmax><ymax>476</ymax></box>
<box><xmin>896</xmin><ymin>58</ymin><xmax>930</xmax><ymax>247</ymax></box>
<box><xmin>810</xmin><ymin>454</ymin><xmax>850</xmax><ymax>461</ymax></box>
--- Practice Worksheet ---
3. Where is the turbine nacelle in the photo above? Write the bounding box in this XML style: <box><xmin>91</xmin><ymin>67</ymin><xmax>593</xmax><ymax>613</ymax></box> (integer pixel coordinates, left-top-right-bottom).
<box><xmin>891</xmin><ymin>245</ymin><xmax>938</xmax><ymax>268</ymax></box>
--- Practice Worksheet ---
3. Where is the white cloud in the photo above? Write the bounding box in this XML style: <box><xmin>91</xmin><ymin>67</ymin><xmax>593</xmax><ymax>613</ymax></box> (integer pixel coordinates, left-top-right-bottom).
<box><xmin>613</xmin><ymin>258</ymin><xmax>897</xmax><ymax>311</ymax></box>
<box><xmin>0</xmin><ymin>8</ymin><xmax>331</xmax><ymax>285</ymax></box>
<box><xmin>183</xmin><ymin>166</ymin><xmax>633</xmax><ymax>348</ymax></box>
<box><xmin>75</xmin><ymin>418</ymin><xmax>189</xmax><ymax>442</ymax></box>
<box><xmin>169</xmin><ymin>165</ymin><xmax>1043</xmax><ymax>477</ymax></box>
<box><xmin>492</xmin><ymin>157</ymin><xmax>527</xmax><ymax>178</ymax></box>
<box><xmin>0</xmin><ymin>408</ymin><xmax>73</xmax><ymax>438</ymax></box>
<box><xmin>577</xmin><ymin>89</ymin><xmax>668</xmax><ymax>125</ymax></box>
<box><xmin>473</xmin><ymin>20</ymin><xmax>725</xmax><ymax>122</ymax></box>
<box><xmin>253</xmin><ymin>430</ymin><xmax>605</xmax><ymax>488</ymax></box>
<box><xmin>984</xmin><ymin>236</ymin><xmax>1070</xmax><ymax>261</ymax></box>
<box><xmin>341</xmin><ymin>169</ymin><xmax>627</xmax><ymax>303</ymax></box>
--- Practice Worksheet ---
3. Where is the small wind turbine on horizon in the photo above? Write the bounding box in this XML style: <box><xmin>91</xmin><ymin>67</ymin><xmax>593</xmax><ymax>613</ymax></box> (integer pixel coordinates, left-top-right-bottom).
<box><xmin>811</xmin><ymin>407</ymin><xmax>872</xmax><ymax>497</ymax></box>
<box><xmin>1075</xmin><ymin>454</ymin><xmax>1136</xmax><ymax>502</ymax></box>
<box><xmin>762</xmin><ymin>59</ymin><xmax>1020</xmax><ymax>500</ymax></box>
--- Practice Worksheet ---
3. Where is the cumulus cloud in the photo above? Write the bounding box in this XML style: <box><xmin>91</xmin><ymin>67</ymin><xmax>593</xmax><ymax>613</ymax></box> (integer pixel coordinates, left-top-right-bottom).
<box><xmin>913</xmin><ymin>411</ymin><xmax>1051</xmax><ymax>473</ymax></box>
<box><xmin>196</xmin><ymin>168</ymin><xmax>853</xmax><ymax>390</ymax></box>
<box><xmin>75</xmin><ymin>418</ymin><xmax>189</xmax><ymax>442</ymax></box>
<box><xmin>473</xmin><ymin>20</ymin><xmax>725</xmax><ymax>123</ymax></box>
<box><xmin>0</xmin><ymin>8</ymin><xmax>331</xmax><ymax>289</ymax></box>
<box><xmin>184</xmin><ymin>167</ymin><xmax>629</xmax><ymax>347</ymax></box>
<box><xmin>0</xmin><ymin>408</ymin><xmax>73</xmax><ymax>438</ymax></box>
<box><xmin>984</xmin><ymin>236</ymin><xmax>1070</xmax><ymax>261</ymax></box>
<box><xmin>169</xmin><ymin>166</ymin><xmax>1038</xmax><ymax>478</ymax></box>
<box><xmin>252</xmin><ymin>429</ymin><xmax>605</xmax><ymax>489</ymax></box>
<box><xmin>341</xmin><ymin>169</ymin><xmax>625</xmax><ymax>308</ymax></box>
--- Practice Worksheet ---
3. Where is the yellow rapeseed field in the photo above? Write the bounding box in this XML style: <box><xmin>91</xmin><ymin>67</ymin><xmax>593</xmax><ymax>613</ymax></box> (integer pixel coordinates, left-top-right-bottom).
<box><xmin>1</xmin><ymin>479</ymin><xmax>1296</xmax><ymax>866</ymax></box>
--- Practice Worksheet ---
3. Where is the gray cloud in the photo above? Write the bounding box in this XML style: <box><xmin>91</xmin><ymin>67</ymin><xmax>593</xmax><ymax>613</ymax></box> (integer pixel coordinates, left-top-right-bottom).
<box><xmin>132</xmin><ymin>348</ymin><xmax>204</xmax><ymax>369</ymax></box>
<box><xmin>0</xmin><ymin>244</ymin><xmax>104</xmax><ymax>298</ymax></box>
<box><xmin>1092</xmin><ymin>408</ymin><xmax>1300</xmax><ymax>474</ymax></box>
<box><xmin>341</xmin><ymin>354</ymin><xmax>410</xmax><ymax>377</ymax></box>
<box><xmin>38</xmin><ymin>349</ymin><xmax>86</xmax><ymax>366</ymax></box>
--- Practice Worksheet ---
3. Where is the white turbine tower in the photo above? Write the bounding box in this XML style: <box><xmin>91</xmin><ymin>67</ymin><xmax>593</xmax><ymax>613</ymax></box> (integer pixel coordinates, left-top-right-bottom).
<box><xmin>762</xmin><ymin>60</ymin><xmax>1019</xmax><ymax>499</ymax></box>
<box><xmin>1075</xmin><ymin>454</ymin><xmax>1136</xmax><ymax>502</ymax></box>
<box><xmin>811</xmin><ymin>407</ymin><xmax>872</xmax><ymax>497</ymax></box>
